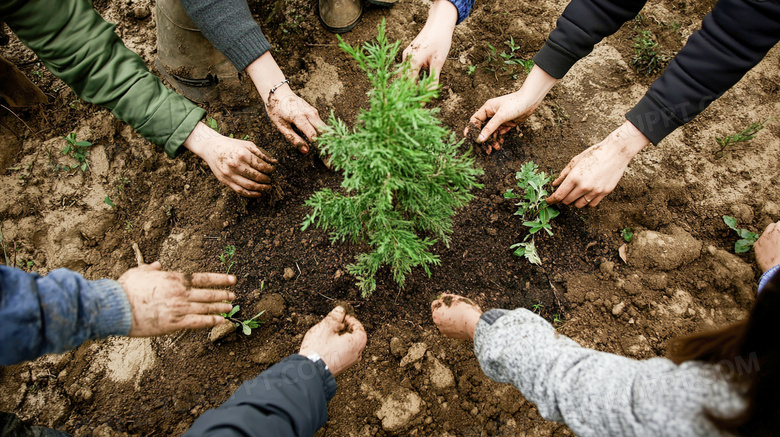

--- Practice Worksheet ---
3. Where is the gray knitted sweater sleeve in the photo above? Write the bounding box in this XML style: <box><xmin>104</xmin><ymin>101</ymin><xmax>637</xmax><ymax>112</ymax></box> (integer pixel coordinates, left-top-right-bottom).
<box><xmin>473</xmin><ymin>308</ymin><xmax>745</xmax><ymax>436</ymax></box>
<box><xmin>180</xmin><ymin>0</ymin><xmax>272</xmax><ymax>71</ymax></box>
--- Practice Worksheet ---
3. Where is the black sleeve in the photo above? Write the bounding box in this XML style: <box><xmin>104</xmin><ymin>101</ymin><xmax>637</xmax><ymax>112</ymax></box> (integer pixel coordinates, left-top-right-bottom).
<box><xmin>533</xmin><ymin>0</ymin><xmax>649</xmax><ymax>79</ymax></box>
<box><xmin>180</xmin><ymin>0</ymin><xmax>272</xmax><ymax>71</ymax></box>
<box><xmin>626</xmin><ymin>0</ymin><xmax>780</xmax><ymax>144</ymax></box>
<box><xmin>184</xmin><ymin>355</ymin><xmax>337</xmax><ymax>437</ymax></box>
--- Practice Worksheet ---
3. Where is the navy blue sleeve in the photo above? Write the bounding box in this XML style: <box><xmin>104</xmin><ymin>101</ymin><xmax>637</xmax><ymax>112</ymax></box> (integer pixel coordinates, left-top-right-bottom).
<box><xmin>0</xmin><ymin>266</ymin><xmax>132</xmax><ymax>366</ymax></box>
<box><xmin>533</xmin><ymin>0</ymin><xmax>648</xmax><ymax>79</ymax></box>
<box><xmin>626</xmin><ymin>0</ymin><xmax>780</xmax><ymax>144</ymax></box>
<box><xmin>185</xmin><ymin>354</ymin><xmax>338</xmax><ymax>437</ymax></box>
<box><xmin>448</xmin><ymin>0</ymin><xmax>475</xmax><ymax>24</ymax></box>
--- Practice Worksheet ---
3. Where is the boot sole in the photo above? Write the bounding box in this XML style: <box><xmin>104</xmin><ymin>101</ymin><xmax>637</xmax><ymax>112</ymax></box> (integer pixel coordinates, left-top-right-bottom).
<box><xmin>367</xmin><ymin>0</ymin><xmax>397</xmax><ymax>6</ymax></box>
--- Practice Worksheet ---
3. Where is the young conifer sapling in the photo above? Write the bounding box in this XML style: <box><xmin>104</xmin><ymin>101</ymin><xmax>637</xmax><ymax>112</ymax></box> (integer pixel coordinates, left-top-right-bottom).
<box><xmin>302</xmin><ymin>20</ymin><xmax>483</xmax><ymax>297</ymax></box>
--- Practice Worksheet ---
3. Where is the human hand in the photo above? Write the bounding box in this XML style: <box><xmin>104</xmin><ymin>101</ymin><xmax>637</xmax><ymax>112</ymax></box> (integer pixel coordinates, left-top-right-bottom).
<box><xmin>466</xmin><ymin>65</ymin><xmax>558</xmax><ymax>154</ymax></box>
<box><xmin>299</xmin><ymin>306</ymin><xmax>367</xmax><ymax>376</ymax></box>
<box><xmin>431</xmin><ymin>294</ymin><xmax>483</xmax><ymax>340</ymax></box>
<box><xmin>265</xmin><ymin>86</ymin><xmax>324</xmax><ymax>154</ymax></box>
<box><xmin>546</xmin><ymin>121</ymin><xmax>649</xmax><ymax>208</ymax></box>
<box><xmin>183</xmin><ymin>121</ymin><xmax>277</xmax><ymax>197</ymax></box>
<box><xmin>402</xmin><ymin>0</ymin><xmax>458</xmax><ymax>87</ymax></box>
<box><xmin>755</xmin><ymin>221</ymin><xmax>780</xmax><ymax>272</ymax></box>
<box><xmin>118</xmin><ymin>261</ymin><xmax>236</xmax><ymax>337</ymax></box>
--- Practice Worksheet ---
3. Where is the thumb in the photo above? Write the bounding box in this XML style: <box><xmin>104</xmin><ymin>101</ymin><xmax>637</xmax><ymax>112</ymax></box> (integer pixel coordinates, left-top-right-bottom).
<box><xmin>326</xmin><ymin>306</ymin><xmax>347</xmax><ymax>326</ymax></box>
<box><xmin>145</xmin><ymin>261</ymin><xmax>162</xmax><ymax>271</ymax></box>
<box><xmin>479</xmin><ymin>114</ymin><xmax>507</xmax><ymax>143</ymax></box>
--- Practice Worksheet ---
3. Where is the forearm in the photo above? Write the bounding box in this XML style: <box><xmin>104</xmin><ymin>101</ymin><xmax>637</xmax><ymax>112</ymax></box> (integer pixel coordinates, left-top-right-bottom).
<box><xmin>0</xmin><ymin>266</ymin><xmax>131</xmax><ymax>366</ymax></box>
<box><xmin>180</xmin><ymin>0</ymin><xmax>272</xmax><ymax>72</ymax></box>
<box><xmin>534</xmin><ymin>0</ymin><xmax>648</xmax><ymax>79</ymax></box>
<box><xmin>626</xmin><ymin>0</ymin><xmax>780</xmax><ymax>144</ymax></box>
<box><xmin>245</xmin><ymin>51</ymin><xmax>289</xmax><ymax>105</ymax></box>
<box><xmin>185</xmin><ymin>355</ymin><xmax>336</xmax><ymax>436</ymax></box>
<box><xmin>6</xmin><ymin>0</ymin><xmax>205</xmax><ymax>156</ymax></box>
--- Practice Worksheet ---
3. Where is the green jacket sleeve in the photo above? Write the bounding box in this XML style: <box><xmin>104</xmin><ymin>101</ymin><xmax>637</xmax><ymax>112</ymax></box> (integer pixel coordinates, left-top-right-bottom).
<box><xmin>3</xmin><ymin>0</ymin><xmax>206</xmax><ymax>157</ymax></box>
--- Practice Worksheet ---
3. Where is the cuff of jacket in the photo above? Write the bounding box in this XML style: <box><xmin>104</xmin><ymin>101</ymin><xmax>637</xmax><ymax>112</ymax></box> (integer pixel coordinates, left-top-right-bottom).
<box><xmin>533</xmin><ymin>41</ymin><xmax>579</xmax><ymax>80</ymax></box>
<box><xmin>625</xmin><ymin>92</ymin><xmax>684</xmax><ymax>146</ymax></box>
<box><xmin>164</xmin><ymin>104</ymin><xmax>207</xmax><ymax>158</ymax></box>
<box><xmin>90</xmin><ymin>279</ymin><xmax>133</xmax><ymax>338</ymax></box>
<box><xmin>447</xmin><ymin>0</ymin><xmax>474</xmax><ymax>25</ymax></box>
<box><xmin>473</xmin><ymin>309</ymin><xmax>509</xmax><ymax>355</ymax></box>
<box><xmin>222</xmin><ymin>25</ymin><xmax>272</xmax><ymax>72</ymax></box>
<box><xmin>287</xmin><ymin>354</ymin><xmax>338</xmax><ymax>401</ymax></box>
<box><xmin>758</xmin><ymin>265</ymin><xmax>780</xmax><ymax>295</ymax></box>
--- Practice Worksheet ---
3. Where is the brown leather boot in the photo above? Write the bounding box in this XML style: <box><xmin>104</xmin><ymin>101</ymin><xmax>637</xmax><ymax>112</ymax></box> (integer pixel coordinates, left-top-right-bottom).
<box><xmin>318</xmin><ymin>0</ymin><xmax>362</xmax><ymax>34</ymax></box>
<box><xmin>368</xmin><ymin>0</ymin><xmax>398</xmax><ymax>7</ymax></box>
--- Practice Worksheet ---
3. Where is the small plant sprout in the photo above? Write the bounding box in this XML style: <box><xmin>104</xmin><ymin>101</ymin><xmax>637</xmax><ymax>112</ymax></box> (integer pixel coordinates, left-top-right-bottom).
<box><xmin>219</xmin><ymin>245</ymin><xmax>236</xmax><ymax>274</ymax></box>
<box><xmin>206</xmin><ymin>116</ymin><xmax>220</xmax><ymax>132</ymax></box>
<box><xmin>553</xmin><ymin>313</ymin><xmax>564</xmax><ymax>324</ymax></box>
<box><xmin>621</xmin><ymin>227</ymin><xmax>634</xmax><ymax>242</ymax></box>
<box><xmin>302</xmin><ymin>20</ymin><xmax>482</xmax><ymax>297</ymax></box>
<box><xmin>630</xmin><ymin>29</ymin><xmax>671</xmax><ymax>76</ymax></box>
<box><xmin>714</xmin><ymin>118</ymin><xmax>771</xmax><ymax>157</ymax></box>
<box><xmin>504</xmin><ymin>162</ymin><xmax>560</xmax><ymax>265</ymax></box>
<box><xmin>104</xmin><ymin>196</ymin><xmax>115</xmax><ymax>208</ymax></box>
<box><xmin>467</xmin><ymin>65</ymin><xmax>476</xmax><ymax>76</ymax></box>
<box><xmin>60</xmin><ymin>133</ymin><xmax>92</xmax><ymax>172</ymax></box>
<box><xmin>532</xmin><ymin>302</ymin><xmax>543</xmax><ymax>313</ymax></box>
<box><xmin>723</xmin><ymin>216</ymin><xmax>759</xmax><ymax>254</ymax></box>
<box><xmin>221</xmin><ymin>305</ymin><xmax>265</xmax><ymax>335</ymax></box>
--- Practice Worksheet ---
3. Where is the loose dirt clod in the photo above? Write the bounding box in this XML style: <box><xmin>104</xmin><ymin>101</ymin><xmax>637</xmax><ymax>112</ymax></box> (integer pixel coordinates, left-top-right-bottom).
<box><xmin>283</xmin><ymin>267</ymin><xmax>295</xmax><ymax>280</ymax></box>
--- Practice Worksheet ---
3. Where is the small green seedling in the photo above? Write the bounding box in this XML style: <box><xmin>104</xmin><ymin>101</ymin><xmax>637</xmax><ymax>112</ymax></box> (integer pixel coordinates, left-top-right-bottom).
<box><xmin>221</xmin><ymin>305</ymin><xmax>265</xmax><ymax>335</ymax></box>
<box><xmin>714</xmin><ymin>118</ymin><xmax>770</xmax><ymax>157</ymax></box>
<box><xmin>467</xmin><ymin>65</ymin><xmax>476</xmax><ymax>76</ymax></box>
<box><xmin>60</xmin><ymin>133</ymin><xmax>92</xmax><ymax>172</ymax></box>
<box><xmin>630</xmin><ymin>29</ymin><xmax>671</xmax><ymax>76</ymax></box>
<box><xmin>532</xmin><ymin>302</ymin><xmax>544</xmax><ymax>313</ymax></box>
<box><xmin>219</xmin><ymin>245</ymin><xmax>236</xmax><ymax>274</ymax></box>
<box><xmin>723</xmin><ymin>216</ymin><xmax>759</xmax><ymax>254</ymax></box>
<box><xmin>505</xmin><ymin>162</ymin><xmax>560</xmax><ymax>265</ymax></box>
<box><xmin>621</xmin><ymin>227</ymin><xmax>633</xmax><ymax>242</ymax></box>
<box><xmin>104</xmin><ymin>196</ymin><xmax>115</xmax><ymax>208</ymax></box>
<box><xmin>553</xmin><ymin>313</ymin><xmax>564</xmax><ymax>324</ymax></box>
<box><xmin>206</xmin><ymin>117</ymin><xmax>220</xmax><ymax>132</ymax></box>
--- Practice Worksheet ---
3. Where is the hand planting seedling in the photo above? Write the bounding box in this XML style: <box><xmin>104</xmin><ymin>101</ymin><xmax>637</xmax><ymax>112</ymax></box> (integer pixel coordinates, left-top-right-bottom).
<box><xmin>723</xmin><ymin>215</ymin><xmax>759</xmax><ymax>253</ymax></box>
<box><xmin>221</xmin><ymin>305</ymin><xmax>265</xmax><ymax>335</ymax></box>
<box><xmin>714</xmin><ymin>118</ymin><xmax>770</xmax><ymax>157</ymax></box>
<box><xmin>60</xmin><ymin>132</ymin><xmax>92</xmax><ymax>172</ymax></box>
<box><xmin>219</xmin><ymin>245</ymin><xmax>236</xmax><ymax>275</ymax></box>
<box><xmin>505</xmin><ymin>162</ymin><xmax>559</xmax><ymax>265</ymax></box>
<box><xmin>621</xmin><ymin>227</ymin><xmax>633</xmax><ymax>242</ymax></box>
<box><xmin>302</xmin><ymin>20</ymin><xmax>483</xmax><ymax>297</ymax></box>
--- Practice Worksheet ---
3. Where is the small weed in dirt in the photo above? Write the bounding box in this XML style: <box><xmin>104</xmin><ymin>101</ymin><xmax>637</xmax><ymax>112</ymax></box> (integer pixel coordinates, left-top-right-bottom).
<box><xmin>467</xmin><ymin>65</ymin><xmax>476</xmax><ymax>76</ymax></box>
<box><xmin>621</xmin><ymin>227</ymin><xmax>633</xmax><ymax>242</ymax></box>
<box><xmin>532</xmin><ymin>302</ymin><xmax>543</xmax><ymax>313</ymax></box>
<box><xmin>504</xmin><ymin>162</ymin><xmax>559</xmax><ymax>265</ymax></box>
<box><xmin>714</xmin><ymin>118</ymin><xmax>770</xmax><ymax>158</ymax></box>
<box><xmin>723</xmin><ymin>215</ymin><xmax>759</xmax><ymax>253</ymax></box>
<box><xmin>59</xmin><ymin>133</ymin><xmax>92</xmax><ymax>172</ymax></box>
<box><xmin>221</xmin><ymin>305</ymin><xmax>265</xmax><ymax>335</ymax></box>
<box><xmin>219</xmin><ymin>245</ymin><xmax>236</xmax><ymax>274</ymax></box>
<box><xmin>482</xmin><ymin>38</ymin><xmax>534</xmax><ymax>80</ymax></box>
<box><xmin>302</xmin><ymin>20</ymin><xmax>483</xmax><ymax>297</ymax></box>
<box><xmin>206</xmin><ymin>116</ymin><xmax>220</xmax><ymax>132</ymax></box>
<box><xmin>104</xmin><ymin>196</ymin><xmax>115</xmax><ymax>208</ymax></box>
<box><xmin>553</xmin><ymin>313</ymin><xmax>564</xmax><ymax>324</ymax></box>
<box><xmin>630</xmin><ymin>30</ymin><xmax>671</xmax><ymax>76</ymax></box>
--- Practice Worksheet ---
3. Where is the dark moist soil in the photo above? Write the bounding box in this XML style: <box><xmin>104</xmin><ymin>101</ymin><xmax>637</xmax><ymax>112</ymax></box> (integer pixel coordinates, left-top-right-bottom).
<box><xmin>1</xmin><ymin>0</ymin><xmax>777</xmax><ymax>436</ymax></box>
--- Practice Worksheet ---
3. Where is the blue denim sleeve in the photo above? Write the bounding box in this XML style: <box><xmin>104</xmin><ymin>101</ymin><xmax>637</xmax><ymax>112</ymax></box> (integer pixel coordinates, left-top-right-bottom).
<box><xmin>185</xmin><ymin>354</ymin><xmax>337</xmax><ymax>437</ymax></box>
<box><xmin>0</xmin><ymin>266</ymin><xmax>131</xmax><ymax>366</ymax></box>
<box><xmin>758</xmin><ymin>265</ymin><xmax>780</xmax><ymax>295</ymax></box>
<box><xmin>448</xmin><ymin>0</ymin><xmax>475</xmax><ymax>24</ymax></box>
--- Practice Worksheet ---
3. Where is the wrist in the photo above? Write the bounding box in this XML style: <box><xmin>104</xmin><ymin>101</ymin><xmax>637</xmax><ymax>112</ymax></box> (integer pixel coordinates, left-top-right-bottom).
<box><xmin>426</xmin><ymin>0</ymin><xmax>458</xmax><ymax>30</ymax></box>
<box><xmin>516</xmin><ymin>65</ymin><xmax>558</xmax><ymax>105</ymax></box>
<box><xmin>183</xmin><ymin>121</ymin><xmax>216</xmax><ymax>158</ymax></box>
<box><xmin>246</xmin><ymin>51</ymin><xmax>287</xmax><ymax>104</ymax></box>
<box><xmin>610</xmin><ymin>120</ymin><xmax>650</xmax><ymax>159</ymax></box>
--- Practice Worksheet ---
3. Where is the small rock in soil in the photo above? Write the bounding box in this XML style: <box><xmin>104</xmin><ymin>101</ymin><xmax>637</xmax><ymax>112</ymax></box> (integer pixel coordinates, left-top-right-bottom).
<box><xmin>283</xmin><ymin>267</ymin><xmax>295</xmax><ymax>280</ymax></box>
<box><xmin>375</xmin><ymin>387</ymin><xmax>422</xmax><ymax>432</ymax></box>
<box><xmin>400</xmin><ymin>342</ymin><xmax>427</xmax><ymax>367</ymax></box>
<box><xmin>612</xmin><ymin>302</ymin><xmax>625</xmax><ymax>316</ymax></box>
<box><xmin>209</xmin><ymin>321</ymin><xmax>236</xmax><ymax>343</ymax></box>
<box><xmin>390</xmin><ymin>337</ymin><xmax>407</xmax><ymax>357</ymax></box>
<box><xmin>426</xmin><ymin>356</ymin><xmax>455</xmax><ymax>390</ymax></box>
<box><xmin>485</xmin><ymin>228</ymin><xmax>497</xmax><ymax>236</ymax></box>
<box><xmin>248</xmin><ymin>292</ymin><xmax>286</xmax><ymax>322</ymax></box>
<box><xmin>133</xmin><ymin>6</ymin><xmax>151</xmax><ymax>19</ymax></box>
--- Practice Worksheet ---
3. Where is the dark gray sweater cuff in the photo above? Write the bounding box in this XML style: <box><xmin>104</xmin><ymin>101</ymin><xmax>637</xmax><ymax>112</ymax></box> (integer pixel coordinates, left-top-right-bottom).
<box><xmin>223</xmin><ymin>25</ymin><xmax>272</xmax><ymax>72</ymax></box>
<box><xmin>625</xmin><ymin>92</ymin><xmax>684</xmax><ymax>145</ymax></box>
<box><xmin>533</xmin><ymin>41</ymin><xmax>579</xmax><ymax>80</ymax></box>
<box><xmin>480</xmin><ymin>309</ymin><xmax>510</xmax><ymax>326</ymax></box>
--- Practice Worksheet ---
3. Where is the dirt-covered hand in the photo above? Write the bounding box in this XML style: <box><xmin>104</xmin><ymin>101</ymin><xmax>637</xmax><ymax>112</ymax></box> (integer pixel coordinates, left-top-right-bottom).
<box><xmin>546</xmin><ymin>121</ymin><xmax>649</xmax><ymax>208</ymax></box>
<box><xmin>402</xmin><ymin>0</ymin><xmax>458</xmax><ymax>88</ymax></box>
<box><xmin>183</xmin><ymin>121</ymin><xmax>277</xmax><ymax>198</ymax></box>
<box><xmin>466</xmin><ymin>65</ymin><xmax>557</xmax><ymax>155</ymax></box>
<box><xmin>299</xmin><ymin>306</ymin><xmax>367</xmax><ymax>376</ymax></box>
<box><xmin>119</xmin><ymin>261</ymin><xmax>236</xmax><ymax>337</ymax></box>
<box><xmin>266</xmin><ymin>86</ymin><xmax>324</xmax><ymax>154</ymax></box>
<box><xmin>755</xmin><ymin>221</ymin><xmax>780</xmax><ymax>272</ymax></box>
<box><xmin>431</xmin><ymin>294</ymin><xmax>483</xmax><ymax>340</ymax></box>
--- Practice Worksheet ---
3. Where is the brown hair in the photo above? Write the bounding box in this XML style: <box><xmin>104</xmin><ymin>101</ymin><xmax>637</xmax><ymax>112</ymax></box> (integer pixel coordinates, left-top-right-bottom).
<box><xmin>669</xmin><ymin>271</ymin><xmax>780</xmax><ymax>435</ymax></box>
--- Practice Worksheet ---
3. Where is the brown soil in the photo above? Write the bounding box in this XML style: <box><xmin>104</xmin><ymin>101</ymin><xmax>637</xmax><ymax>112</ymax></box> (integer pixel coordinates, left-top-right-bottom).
<box><xmin>1</xmin><ymin>0</ymin><xmax>778</xmax><ymax>436</ymax></box>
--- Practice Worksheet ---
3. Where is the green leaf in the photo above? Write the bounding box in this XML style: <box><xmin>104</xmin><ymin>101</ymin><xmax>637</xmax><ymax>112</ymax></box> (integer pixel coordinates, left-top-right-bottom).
<box><xmin>723</xmin><ymin>215</ymin><xmax>738</xmax><ymax>231</ymax></box>
<box><xmin>104</xmin><ymin>196</ymin><xmax>115</xmax><ymax>208</ymax></box>
<box><xmin>75</xmin><ymin>141</ymin><xmax>91</xmax><ymax>147</ymax></box>
<box><xmin>228</xmin><ymin>305</ymin><xmax>240</xmax><ymax>317</ymax></box>
<box><xmin>241</xmin><ymin>323</ymin><xmax>251</xmax><ymax>335</ymax></box>
<box><xmin>735</xmin><ymin>239</ymin><xmax>754</xmax><ymax>253</ymax></box>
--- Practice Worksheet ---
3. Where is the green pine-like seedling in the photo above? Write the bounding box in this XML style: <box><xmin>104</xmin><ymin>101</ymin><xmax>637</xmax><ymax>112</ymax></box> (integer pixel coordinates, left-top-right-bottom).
<box><xmin>505</xmin><ymin>162</ymin><xmax>559</xmax><ymax>265</ymax></box>
<box><xmin>302</xmin><ymin>20</ymin><xmax>483</xmax><ymax>297</ymax></box>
